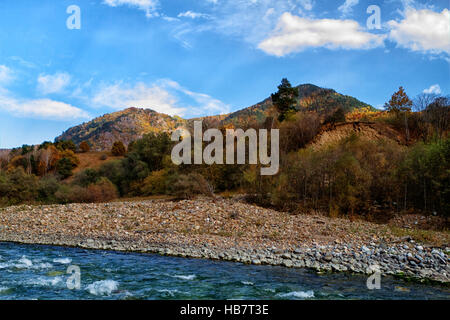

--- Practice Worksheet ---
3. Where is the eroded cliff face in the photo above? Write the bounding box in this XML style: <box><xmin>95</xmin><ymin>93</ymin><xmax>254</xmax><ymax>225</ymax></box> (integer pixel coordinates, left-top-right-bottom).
<box><xmin>310</xmin><ymin>122</ymin><xmax>406</xmax><ymax>150</ymax></box>
<box><xmin>56</xmin><ymin>107</ymin><xmax>186</xmax><ymax>151</ymax></box>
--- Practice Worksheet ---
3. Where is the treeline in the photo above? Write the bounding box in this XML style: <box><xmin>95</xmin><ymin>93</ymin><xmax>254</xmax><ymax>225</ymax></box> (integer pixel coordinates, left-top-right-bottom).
<box><xmin>0</xmin><ymin>140</ymin><xmax>80</xmax><ymax>179</ymax></box>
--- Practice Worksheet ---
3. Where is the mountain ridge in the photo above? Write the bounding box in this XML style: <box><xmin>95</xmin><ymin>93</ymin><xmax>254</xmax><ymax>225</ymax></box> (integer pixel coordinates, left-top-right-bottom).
<box><xmin>56</xmin><ymin>84</ymin><xmax>372</xmax><ymax>151</ymax></box>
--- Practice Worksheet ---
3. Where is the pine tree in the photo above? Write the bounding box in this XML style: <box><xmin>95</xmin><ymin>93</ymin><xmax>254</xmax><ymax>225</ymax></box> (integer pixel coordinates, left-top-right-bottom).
<box><xmin>271</xmin><ymin>78</ymin><xmax>299</xmax><ymax>122</ymax></box>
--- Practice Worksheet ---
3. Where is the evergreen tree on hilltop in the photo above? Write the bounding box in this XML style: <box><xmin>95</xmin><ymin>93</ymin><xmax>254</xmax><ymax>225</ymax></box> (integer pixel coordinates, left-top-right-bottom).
<box><xmin>271</xmin><ymin>78</ymin><xmax>299</xmax><ymax>122</ymax></box>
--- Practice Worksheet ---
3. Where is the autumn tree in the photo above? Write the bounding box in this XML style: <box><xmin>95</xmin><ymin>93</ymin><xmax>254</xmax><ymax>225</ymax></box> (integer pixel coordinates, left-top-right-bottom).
<box><xmin>271</xmin><ymin>78</ymin><xmax>299</xmax><ymax>122</ymax></box>
<box><xmin>385</xmin><ymin>86</ymin><xmax>413</xmax><ymax>142</ymax></box>
<box><xmin>111</xmin><ymin>141</ymin><xmax>127</xmax><ymax>156</ymax></box>
<box><xmin>79</xmin><ymin>141</ymin><xmax>90</xmax><ymax>153</ymax></box>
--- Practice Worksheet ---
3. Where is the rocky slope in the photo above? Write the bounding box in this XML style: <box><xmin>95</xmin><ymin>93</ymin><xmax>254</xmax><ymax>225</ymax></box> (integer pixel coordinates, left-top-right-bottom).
<box><xmin>56</xmin><ymin>108</ymin><xmax>186</xmax><ymax>151</ymax></box>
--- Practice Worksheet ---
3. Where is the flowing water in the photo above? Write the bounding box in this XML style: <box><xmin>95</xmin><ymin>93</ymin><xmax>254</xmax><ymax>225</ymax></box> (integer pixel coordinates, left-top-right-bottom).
<box><xmin>0</xmin><ymin>242</ymin><xmax>448</xmax><ymax>300</ymax></box>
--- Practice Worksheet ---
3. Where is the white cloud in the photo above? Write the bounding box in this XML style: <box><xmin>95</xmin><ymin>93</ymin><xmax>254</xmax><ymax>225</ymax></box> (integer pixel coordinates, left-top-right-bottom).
<box><xmin>299</xmin><ymin>0</ymin><xmax>314</xmax><ymax>11</ymax></box>
<box><xmin>201</xmin><ymin>0</ymin><xmax>311</xmax><ymax>44</ymax></box>
<box><xmin>0</xmin><ymin>68</ymin><xmax>86</xmax><ymax>120</ymax></box>
<box><xmin>103</xmin><ymin>0</ymin><xmax>159</xmax><ymax>18</ymax></box>
<box><xmin>258</xmin><ymin>12</ymin><xmax>385</xmax><ymax>56</ymax></box>
<box><xmin>163</xmin><ymin>80</ymin><xmax>230</xmax><ymax>116</ymax></box>
<box><xmin>178</xmin><ymin>11</ymin><xmax>211</xmax><ymax>19</ymax></box>
<box><xmin>37</xmin><ymin>72</ymin><xmax>71</xmax><ymax>95</ymax></box>
<box><xmin>91</xmin><ymin>80</ymin><xmax>230</xmax><ymax>117</ymax></box>
<box><xmin>338</xmin><ymin>0</ymin><xmax>359</xmax><ymax>16</ymax></box>
<box><xmin>388</xmin><ymin>8</ymin><xmax>450</xmax><ymax>55</ymax></box>
<box><xmin>162</xmin><ymin>16</ymin><xmax>179</xmax><ymax>22</ymax></box>
<box><xmin>0</xmin><ymin>65</ymin><xmax>13</xmax><ymax>84</ymax></box>
<box><xmin>423</xmin><ymin>84</ymin><xmax>442</xmax><ymax>95</ymax></box>
<box><xmin>0</xmin><ymin>89</ymin><xmax>89</xmax><ymax>120</ymax></box>
<box><xmin>92</xmin><ymin>82</ymin><xmax>184</xmax><ymax>116</ymax></box>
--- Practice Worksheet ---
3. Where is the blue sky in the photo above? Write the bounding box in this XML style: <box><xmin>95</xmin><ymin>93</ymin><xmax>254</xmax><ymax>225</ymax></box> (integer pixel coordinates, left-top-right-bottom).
<box><xmin>0</xmin><ymin>0</ymin><xmax>449</xmax><ymax>148</ymax></box>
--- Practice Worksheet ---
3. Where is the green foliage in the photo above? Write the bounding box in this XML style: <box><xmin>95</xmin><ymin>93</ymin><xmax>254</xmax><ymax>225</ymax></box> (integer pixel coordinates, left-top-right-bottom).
<box><xmin>271</xmin><ymin>78</ymin><xmax>299</xmax><ymax>122</ymax></box>
<box><xmin>398</xmin><ymin>138</ymin><xmax>449</xmax><ymax>215</ymax></box>
<box><xmin>21</xmin><ymin>145</ymin><xmax>34</xmax><ymax>155</ymax></box>
<box><xmin>141</xmin><ymin>169</ymin><xmax>170</xmax><ymax>195</ymax></box>
<box><xmin>97</xmin><ymin>160</ymin><xmax>128</xmax><ymax>195</ymax></box>
<box><xmin>72</xmin><ymin>168</ymin><xmax>100</xmax><ymax>187</ymax></box>
<box><xmin>127</xmin><ymin>133</ymin><xmax>173</xmax><ymax>171</ymax></box>
<box><xmin>55</xmin><ymin>140</ymin><xmax>77</xmax><ymax>152</ymax></box>
<box><xmin>325</xmin><ymin>108</ymin><xmax>346</xmax><ymax>125</ymax></box>
<box><xmin>56</xmin><ymin>157</ymin><xmax>76</xmax><ymax>179</ymax></box>
<box><xmin>37</xmin><ymin>176</ymin><xmax>60</xmax><ymax>203</ymax></box>
<box><xmin>38</xmin><ymin>141</ymin><xmax>53</xmax><ymax>150</ymax></box>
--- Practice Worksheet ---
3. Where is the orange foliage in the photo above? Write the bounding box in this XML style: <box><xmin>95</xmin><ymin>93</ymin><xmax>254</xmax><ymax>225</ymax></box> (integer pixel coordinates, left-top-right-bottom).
<box><xmin>346</xmin><ymin>107</ymin><xmax>387</xmax><ymax>122</ymax></box>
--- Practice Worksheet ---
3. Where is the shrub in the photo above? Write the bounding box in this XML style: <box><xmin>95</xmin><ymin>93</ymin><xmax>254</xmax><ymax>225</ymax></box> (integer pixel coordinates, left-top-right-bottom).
<box><xmin>79</xmin><ymin>141</ymin><xmax>90</xmax><ymax>153</ymax></box>
<box><xmin>55</xmin><ymin>178</ymin><xmax>118</xmax><ymax>204</ymax></box>
<box><xmin>72</xmin><ymin>168</ymin><xmax>100</xmax><ymax>187</ymax></box>
<box><xmin>111</xmin><ymin>141</ymin><xmax>126</xmax><ymax>156</ymax></box>
<box><xmin>86</xmin><ymin>177</ymin><xmax>119</xmax><ymax>203</ymax></box>
<box><xmin>55</xmin><ymin>185</ymin><xmax>89</xmax><ymax>204</ymax></box>
<box><xmin>37</xmin><ymin>175</ymin><xmax>60</xmax><ymax>203</ymax></box>
<box><xmin>168</xmin><ymin>173</ymin><xmax>214</xmax><ymax>199</ymax></box>
<box><xmin>141</xmin><ymin>169</ymin><xmax>169</xmax><ymax>195</ymax></box>
<box><xmin>98</xmin><ymin>160</ymin><xmax>127</xmax><ymax>194</ymax></box>
<box><xmin>0</xmin><ymin>168</ymin><xmax>39</xmax><ymax>205</ymax></box>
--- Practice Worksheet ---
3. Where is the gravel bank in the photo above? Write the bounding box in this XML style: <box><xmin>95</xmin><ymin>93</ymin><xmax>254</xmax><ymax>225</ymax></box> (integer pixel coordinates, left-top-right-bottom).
<box><xmin>0</xmin><ymin>198</ymin><xmax>448</xmax><ymax>283</ymax></box>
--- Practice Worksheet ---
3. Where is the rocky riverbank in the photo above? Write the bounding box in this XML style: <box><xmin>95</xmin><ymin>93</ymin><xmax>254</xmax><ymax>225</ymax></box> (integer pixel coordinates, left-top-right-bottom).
<box><xmin>0</xmin><ymin>198</ymin><xmax>448</xmax><ymax>283</ymax></box>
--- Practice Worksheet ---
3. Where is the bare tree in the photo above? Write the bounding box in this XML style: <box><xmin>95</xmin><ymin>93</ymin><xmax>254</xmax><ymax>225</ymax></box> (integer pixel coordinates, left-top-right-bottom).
<box><xmin>424</xmin><ymin>96</ymin><xmax>450</xmax><ymax>139</ymax></box>
<box><xmin>413</xmin><ymin>93</ymin><xmax>438</xmax><ymax>112</ymax></box>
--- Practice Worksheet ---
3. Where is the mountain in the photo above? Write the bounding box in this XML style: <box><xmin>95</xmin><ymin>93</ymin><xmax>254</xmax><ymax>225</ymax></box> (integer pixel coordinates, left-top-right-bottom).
<box><xmin>218</xmin><ymin>84</ymin><xmax>372</xmax><ymax>127</ymax></box>
<box><xmin>56</xmin><ymin>84</ymin><xmax>372</xmax><ymax>151</ymax></box>
<box><xmin>56</xmin><ymin>108</ymin><xmax>186</xmax><ymax>151</ymax></box>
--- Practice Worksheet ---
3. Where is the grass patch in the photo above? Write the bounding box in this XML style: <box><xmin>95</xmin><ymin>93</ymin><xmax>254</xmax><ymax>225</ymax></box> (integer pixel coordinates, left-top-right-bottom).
<box><xmin>388</xmin><ymin>226</ymin><xmax>449</xmax><ymax>246</ymax></box>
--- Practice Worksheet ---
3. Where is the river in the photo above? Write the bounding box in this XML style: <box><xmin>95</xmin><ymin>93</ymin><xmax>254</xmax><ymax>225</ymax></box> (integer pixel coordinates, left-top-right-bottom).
<box><xmin>0</xmin><ymin>242</ymin><xmax>448</xmax><ymax>300</ymax></box>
